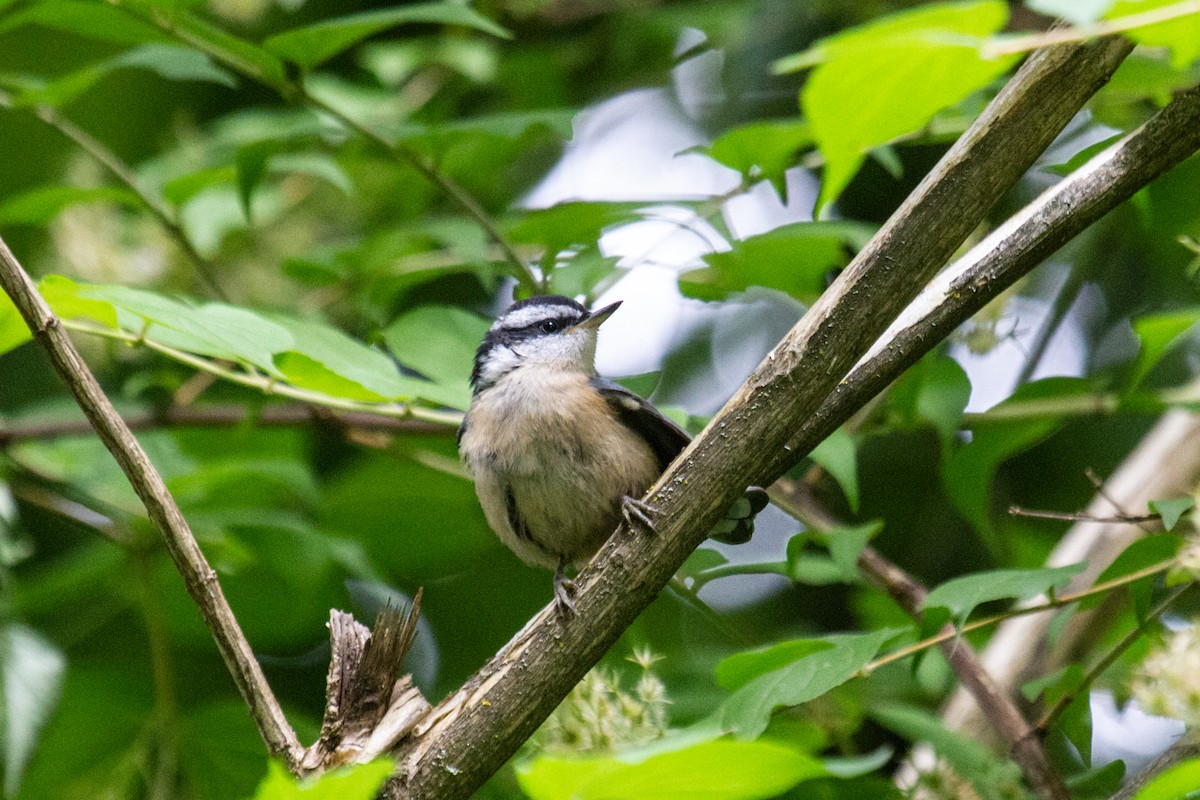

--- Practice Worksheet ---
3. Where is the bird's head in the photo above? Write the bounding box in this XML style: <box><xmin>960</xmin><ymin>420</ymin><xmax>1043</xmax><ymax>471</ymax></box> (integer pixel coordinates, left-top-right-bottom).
<box><xmin>470</xmin><ymin>295</ymin><xmax>621</xmax><ymax>393</ymax></box>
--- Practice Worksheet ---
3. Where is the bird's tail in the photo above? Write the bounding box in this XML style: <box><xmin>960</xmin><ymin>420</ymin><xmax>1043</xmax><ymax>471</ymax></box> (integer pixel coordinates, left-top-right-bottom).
<box><xmin>708</xmin><ymin>487</ymin><xmax>769</xmax><ymax>545</ymax></box>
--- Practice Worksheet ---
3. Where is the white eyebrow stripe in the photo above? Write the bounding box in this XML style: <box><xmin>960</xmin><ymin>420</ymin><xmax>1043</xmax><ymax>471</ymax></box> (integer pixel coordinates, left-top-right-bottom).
<box><xmin>493</xmin><ymin>304</ymin><xmax>582</xmax><ymax>331</ymax></box>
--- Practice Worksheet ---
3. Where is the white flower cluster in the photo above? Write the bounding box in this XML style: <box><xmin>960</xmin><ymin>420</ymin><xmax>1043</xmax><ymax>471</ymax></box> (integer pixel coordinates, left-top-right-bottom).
<box><xmin>1131</xmin><ymin>623</ymin><xmax>1200</xmax><ymax>727</ymax></box>
<box><xmin>535</xmin><ymin>648</ymin><xmax>670</xmax><ymax>754</ymax></box>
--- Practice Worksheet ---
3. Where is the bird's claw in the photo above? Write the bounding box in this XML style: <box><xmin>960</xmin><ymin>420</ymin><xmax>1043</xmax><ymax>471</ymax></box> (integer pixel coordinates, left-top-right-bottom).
<box><xmin>621</xmin><ymin>495</ymin><xmax>658</xmax><ymax>533</ymax></box>
<box><xmin>553</xmin><ymin>562</ymin><xmax>578</xmax><ymax>620</ymax></box>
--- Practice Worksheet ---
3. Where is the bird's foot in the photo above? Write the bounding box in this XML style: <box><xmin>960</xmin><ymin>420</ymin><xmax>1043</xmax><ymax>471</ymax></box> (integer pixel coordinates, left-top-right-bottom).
<box><xmin>553</xmin><ymin>562</ymin><xmax>578</xmax><ymax>620</ymax></box>
<box><xmin>621</xmin><ymin>495</ymin><xmax>658</xmax><ymax>533</ymax></box>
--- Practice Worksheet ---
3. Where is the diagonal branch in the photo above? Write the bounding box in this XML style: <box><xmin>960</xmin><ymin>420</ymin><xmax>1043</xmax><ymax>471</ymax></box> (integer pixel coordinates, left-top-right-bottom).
<box><xmin>385</xmin><ymin>35</ymin><xmax>1134</xmax><ymax>799</ymax></box>
<box><xmin>0</xmin><ymin>237</ymin><xmax>305</xmax><ymax>770</ymax></box>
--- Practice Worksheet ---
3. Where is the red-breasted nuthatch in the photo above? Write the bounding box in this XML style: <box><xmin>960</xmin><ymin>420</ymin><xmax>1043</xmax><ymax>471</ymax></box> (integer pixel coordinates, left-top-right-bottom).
<box><xmin>457</xmin><ymin>295</ymin><xmax>767</xmax><ymax>617</ymax></box>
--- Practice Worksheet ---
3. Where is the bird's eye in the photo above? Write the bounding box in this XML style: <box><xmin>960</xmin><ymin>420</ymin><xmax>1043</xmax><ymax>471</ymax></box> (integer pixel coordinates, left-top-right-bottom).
<box><xmin>539</xmin><ymin>319</ymin><xmax>560</xmax><ymax>334</ymax></box>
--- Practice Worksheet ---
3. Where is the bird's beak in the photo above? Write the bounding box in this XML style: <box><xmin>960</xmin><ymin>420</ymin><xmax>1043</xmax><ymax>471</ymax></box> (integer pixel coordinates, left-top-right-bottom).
<box><xmin>575</xmin><ymin>300</ymin><xmax>622</xmax><ymax>331</ymax></box>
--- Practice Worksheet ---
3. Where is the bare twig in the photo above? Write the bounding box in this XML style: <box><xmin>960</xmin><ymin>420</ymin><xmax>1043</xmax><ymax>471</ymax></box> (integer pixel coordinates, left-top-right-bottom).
<box><xmin>0</xmin><ymin>402</ymin><xmax>456</xmax><ymax>447</ymax></box>
<box><xmin>1008</xmin><ymin>505</ymin><xmax>1164</xmax><ymax>525</ymax></box>
<box><xmin>0</xmin><ymin>236</ymin><xmax>305</xmax><ymax>769</ymax></box>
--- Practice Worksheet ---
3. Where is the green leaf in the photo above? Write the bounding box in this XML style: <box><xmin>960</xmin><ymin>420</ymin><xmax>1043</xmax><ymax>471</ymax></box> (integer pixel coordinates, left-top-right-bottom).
<box><xmin>819</xmin><ymin>520</ymin><xmax>883</xmax><ymax>581</ymax></box>
<box><xmin>784</xmin><ymin>1</ymin><xmax>1017</xmax><ymax>212</ymax></box>
<box><xmin>718</xmin><ymin>629</ymin><xmax>897</xmax><ymax>739</ymax></box>
<box><xmin>702</xmin><ymin>119</ymin><xmax>812</xmax><ymax>197</ymax></box>
<box><xmin>505</xmin><ymin>202</ymin><xmax>643</xmax><ymax>256</ymax></box>
<box><xmin>1133</xmin><ymin>757</ymin><xmax>1200</xmax><ymax>800</ymax></box>
<box><xmin>0</xmin><ymin>294</ymin><xmax>31</xmax><ymax>357</ymax></box>
<box><xmin>872</xmin><ymin>703</ymin><xmax>1023</xmax><ymax>800</ymax></box>
<box><xmin>2</xmin><ymin>624</ymin><xmax>66</xmax><ymax>798</ymax></box>
<box><xmin>120</xmin><ymin>0</ymin><xmax>290</xmax><ymax>89</ymax></box>
<box><xmin>1082</xmin><ymin>534</ymin><xmax>1180</xmax><ymax>620</ymax></box>
<box><xmin>0</xmin><ymin>186</ymin><xmax>141</xmax><ymax>225</ymax></box>
<box><xmin>1108</xmin><ymin>0</ymin><xmax>1200</xmax><ymax>69</ymax></box>
<box><xmin>517</xmin><ymin>739</ymin><xmax>827</xmax><ymax>800</ymax></box>
<box><xmin>114</xmin><ymin>43</ymin><xmax>236</xmax><ymax>87</ymax></box>
<box><xmin>945</xmin><ymin>377</ymin><xmax>1089</xmax><ymax>542</ymax></box>
<box><xmin>39</xmin><ymin>275</ymin><xmax>119</xmax><ymax>329</ymax></box>
<box><xmin>810</xmin><ymin>427</ymin><xmax>860</xmax><ymax>512</ymax></box>
<box><xmin>1129</xmin><ymin>309</ymin><xmax>1200</xmax><ymax>389</ymax></box>
<box><xmin>250</xmin><ymin>758</ymin><xmax>395</xmax><ymax>799</ymax></box>
<box><xmin>0</xmin><ymin>0</ymin><xmax>167</xmax><ymax>45</ymax></box>
<box><xmin>679</xmin><ymin>222</ymin><xmax>873</xmax><ymax>303</ymax></box>
<box><xmin>1022</xmin><ymin>665</ymin><xmax>1092</xmax><ymax>764</ymax></box>
<box><xmin>1150</xmin><ymin>496</ymin><xmax>1195</xmax><ymax>531</ymax></box>
<box><xmin>162</xmin><ymin>165</ymin><xmax>239</xmax><ymax>207</ymax></box>
<box><xmin>715</xmin><ymin>640</ymin><xmax>834</xmax><ymax>692</ymax></box>
<box><xmin>270</xmin><ymin>317</ymin><xmax>408</xmax><ymax>401</ymax></box>
<box><xmin>382</xmin><ymin>305</ymin><xmax>489</xmax><ymax>409</ymax></box>
<box><xmin>264</xmin><ymin>3</ymin><xmax>510</xmax><ymax>72</ymax></box>
<box><xmin>923</xmin><ymin>562</ymin><xmax>1086</xmax><ymax>622</ymax></box>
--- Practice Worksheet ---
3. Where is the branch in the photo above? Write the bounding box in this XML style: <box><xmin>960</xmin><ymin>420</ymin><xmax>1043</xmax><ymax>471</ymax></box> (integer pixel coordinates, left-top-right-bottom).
<box><xmin>0</xmin><ymin>402</ymin><xmax>455</xmax><ymax>447</ymax></box>
<box><xmin>984</xmin><ymin>0</ymin><xmax>1200</xmax><ymax>58</ymax></box>
<box><xmin>769</xmin><ymin>479</ymin><xmax>1069</xmax><ymax>800</ymax></box>
<box><xmin>0</xmin><ymin>236</ymin><xmax>305</xmax><ymax>769</ymax></box>
<box><xmin>1109</xmin><ymin>729</ymin><xmax>1200</xmax><ymax>800</ymax></box>
<box><xmin>385</xmin><ymin>36</ymin><xmax>1134</xmax><ymax>799</ymax></box>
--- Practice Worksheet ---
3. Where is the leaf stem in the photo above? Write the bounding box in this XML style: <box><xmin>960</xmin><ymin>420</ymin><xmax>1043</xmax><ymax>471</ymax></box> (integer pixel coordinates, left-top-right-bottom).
<box><xmin>862</xmin><ymin>558</ymin><xmax>1179</xmax><ymax>675</ymax></box>
<box><xmin>1035</xmin><ymin>582</ymin><xmax>1193</xmax><ymax>733</ymax></box>
<box><xmin>59</xmin><ymin>319</ymin><xmax>464</xmax><ymax>427</ymax></box>
<box><xmin>983</xmin><ymin>1</ymin><xmax>1200</xmax><ymax>59</ymax></box>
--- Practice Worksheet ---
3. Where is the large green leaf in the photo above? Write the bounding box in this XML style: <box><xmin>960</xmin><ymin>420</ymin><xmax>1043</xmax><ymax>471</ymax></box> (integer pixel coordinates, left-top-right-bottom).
<box><xmin>382</xmin><ymin>305</ymin><xmax>488</xmax><ymax>409</ymax></box>
<box><xmin>717</xmin><ymin>629</ymin><xmax>897</xmax><ymax>739</ymax></box>
<box><xmin>517</xmin><ymin>739</ymin><xmax>828</xmax><ymax>800</ymax></box>
<box><xmin>680</xmin><ymin>222</ymin><xmax>873</xmax><ymax>303</ymax></box>
<box><xmin>0</xmin><ymin>293</ymin><xmax>30</xmax><ymax>357</ymax></box>
<box><xmin>263</xmin><ymin>4</ymin><xmax>510</xmax><ymax>72</ymax></box>
<box><xmin>250</xmin><ymin>758</ymin><xmax>395</xmax><ymax>799</ymax></box>
<box><xmin>779</xmin><ymin>1</ymin><xmax>1017</xmax><ymax>212</ymax></box>
<box><xmin>923</xmin><ymin>562</ymin><xmax>1086</xmax><ymax>623</ymax></box>
<box><xmin>2</xmin><ymin>624</ymin><xmax>66</xmax><ymax>798</ymax></box>
<box><xmin>0</xmin><ymin>186</ymin><xmax>141</xmax><ymax>225</ymax></box>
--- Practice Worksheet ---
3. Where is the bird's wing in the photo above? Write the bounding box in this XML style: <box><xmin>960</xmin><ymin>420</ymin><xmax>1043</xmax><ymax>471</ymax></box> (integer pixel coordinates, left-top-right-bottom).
<box><xmin>590</xmin><ymin>377</ymin><xmax>690</xmax><ymax>472</ymax></box>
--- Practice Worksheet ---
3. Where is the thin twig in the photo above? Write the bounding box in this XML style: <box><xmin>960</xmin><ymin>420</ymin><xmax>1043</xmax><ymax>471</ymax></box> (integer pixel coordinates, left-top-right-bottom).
<box><xmin>1035</xmin><ymin>582</ymin><xmax>1193</xmax><ymax>733</ymax></box>
<box><xmin>0</xmin><ymin>235</ymin><xmax>305</xmax><ymax>769</ymax></box>
<box><xmin>862</xmin><ymin>558</ymin><xmax>1179</xmax><ymax>674</ymax></box>
<box><xmin>0</xmin><ymin>402</ymin><xmax>455</xmax><ymax>447</ymax></box>
<box><xmin>983</xmin><ymin>0</ymin><xmax>1200</xmax><ymax>58</ymax></box>
<box><xmin>1007</xmin><ymin>505</ymin><xmax>1163</xmax><ymax>525</ymax></box>
<box><xmin>0</xmin><ymin>90</ymin><xmax>230</xmax><ymax>301</ymax></box>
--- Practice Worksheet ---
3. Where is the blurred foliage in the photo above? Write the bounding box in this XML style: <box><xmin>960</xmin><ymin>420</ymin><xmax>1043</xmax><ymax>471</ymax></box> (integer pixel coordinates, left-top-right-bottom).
<box><xmin>0</xmin><ymin>0</ymin><xmax>1200</xmax><ymax>798</ymax></box>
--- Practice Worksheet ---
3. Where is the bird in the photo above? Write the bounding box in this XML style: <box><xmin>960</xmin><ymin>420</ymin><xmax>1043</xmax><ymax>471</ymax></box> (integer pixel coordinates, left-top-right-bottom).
<box><xmin>457</xmin><ymin>294</ymin><xmax>767</xmax><ymax>617</ymax></box>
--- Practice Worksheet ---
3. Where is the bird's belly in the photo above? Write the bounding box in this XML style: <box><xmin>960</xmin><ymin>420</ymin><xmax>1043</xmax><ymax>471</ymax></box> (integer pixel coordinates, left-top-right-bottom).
<box><xmin>460</xmin><ymin>378</ymin><xmax>661</xmax><ymax>568</ymax></box>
